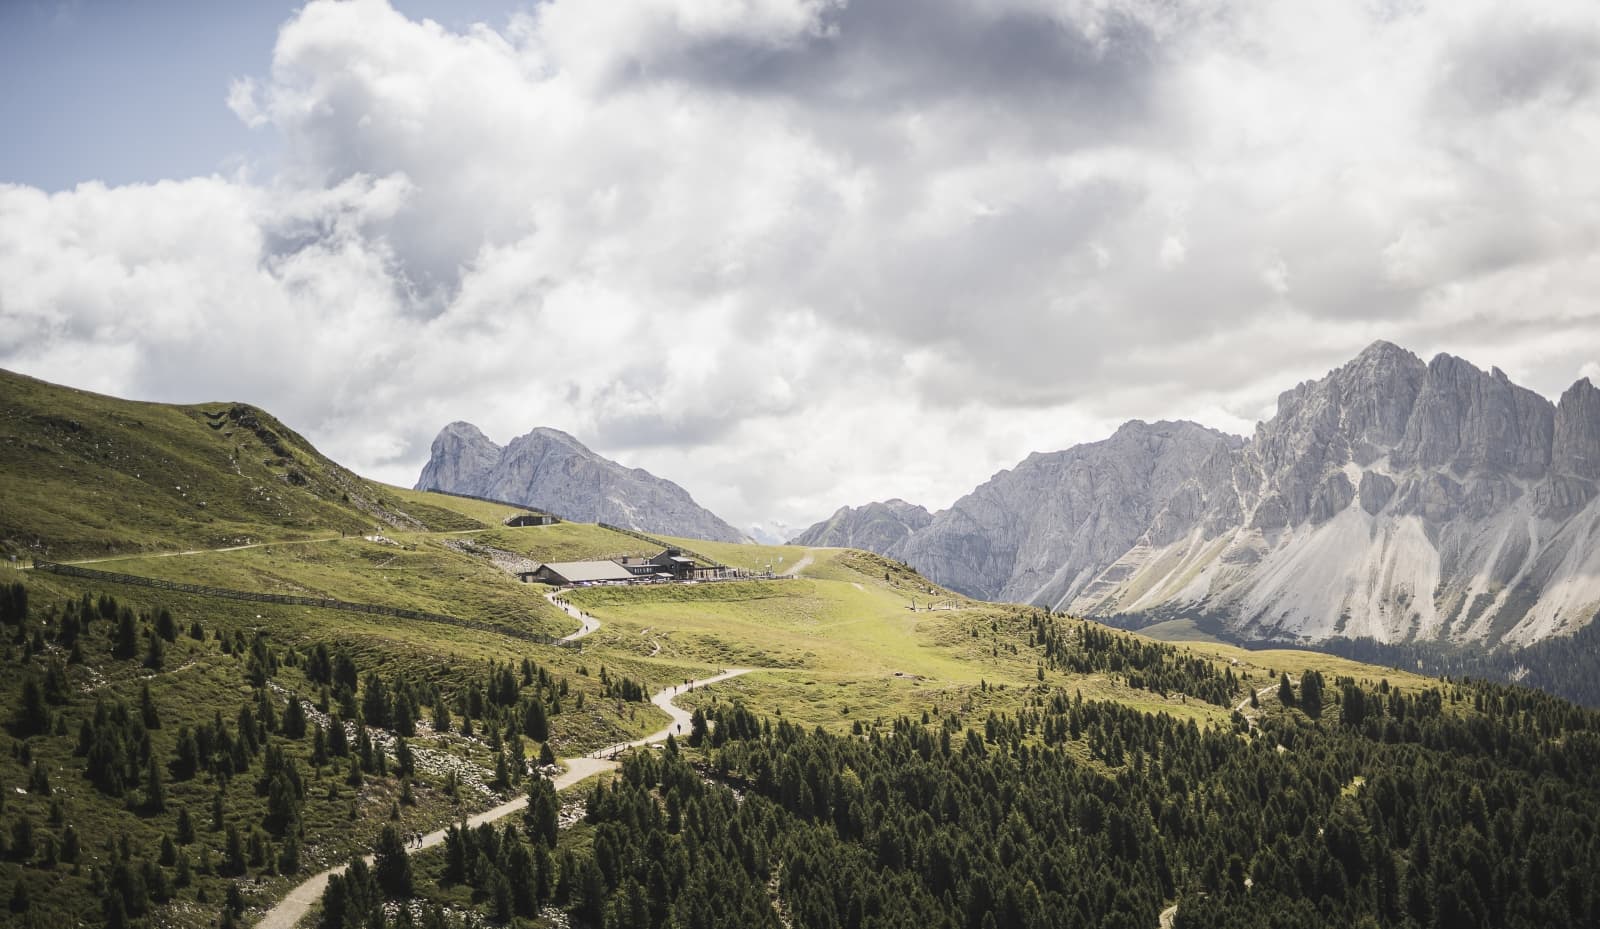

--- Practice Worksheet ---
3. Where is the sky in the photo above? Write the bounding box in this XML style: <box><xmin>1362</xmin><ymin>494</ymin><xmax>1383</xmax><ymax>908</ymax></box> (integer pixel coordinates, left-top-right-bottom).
<box><xmin>2</xmin><ymin>0</ymin><xmax>1599</xmax><ymax>537</ymax></box>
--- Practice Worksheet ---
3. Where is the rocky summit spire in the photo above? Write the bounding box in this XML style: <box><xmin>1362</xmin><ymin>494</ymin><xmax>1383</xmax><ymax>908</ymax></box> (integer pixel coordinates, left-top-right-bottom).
<box><xmin>415</xmin><ymin>424</ymin><xmax>746</xmax><ymax>543</ymax></box>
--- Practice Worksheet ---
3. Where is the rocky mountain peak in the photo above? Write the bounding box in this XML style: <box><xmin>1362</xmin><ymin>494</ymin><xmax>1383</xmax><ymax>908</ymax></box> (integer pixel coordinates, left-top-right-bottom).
<box><xmin>416</xmin><ymin>422</ymin><xmax>746</xmax><ymax>542</ymax></box>
<box><xmin>811</xmin><ymin>342</ymin><xmax>1600</xmax><ymax>647</ymax></box>
<box><xmin>416</xmin><ymin>421</ymin><xmax>501</xmax><ymax>492</ymax></box>
<box><xmin>788</xmin><ymin>499</ymin><xmax>933</xmax><ymax>553</ymax></box>
<box><xmin>1554</xmin><ymin>377</ymin><xmax>1600</xmax><ymax>481</ymax></box>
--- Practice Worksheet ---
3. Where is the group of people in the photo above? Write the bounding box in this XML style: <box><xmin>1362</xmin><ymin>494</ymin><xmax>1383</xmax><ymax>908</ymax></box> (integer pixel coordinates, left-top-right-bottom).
<box><xmin>406</xmin><ymin>831</ymin><xmax>426</xmax><ymax>849</ymax></box>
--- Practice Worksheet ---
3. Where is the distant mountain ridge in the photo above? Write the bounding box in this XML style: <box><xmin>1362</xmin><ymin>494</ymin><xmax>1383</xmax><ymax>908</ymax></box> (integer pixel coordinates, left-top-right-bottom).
<box><xmin>788</xmin><ymin>499</ymin><xmax>932</xmax><ymax>552</ymax></box>
<box><xmin>798</xmin><ymin>342</ymin><xmax>1600</xmax><ymax>646</ymax></box>
<box><xmin>416</xmin><ymin>422</ymin><xmax>746</xmax><ymax>543</ymax></box>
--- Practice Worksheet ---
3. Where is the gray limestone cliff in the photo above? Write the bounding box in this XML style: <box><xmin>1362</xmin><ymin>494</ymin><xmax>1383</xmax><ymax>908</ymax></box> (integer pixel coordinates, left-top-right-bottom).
<box><xmin>788</xmin><ymin>499</ymin><xmax>932</xmax><ymax>554</ymax></box>
<box><xmin>813</xmin><ymin>342</ymin><xmax>1600</xmax><ymax>646</ymax></box>
<box><xmin>416</xmin><ymin>423</ymin><xmax>746</xmax><ymax>543</ymax></box>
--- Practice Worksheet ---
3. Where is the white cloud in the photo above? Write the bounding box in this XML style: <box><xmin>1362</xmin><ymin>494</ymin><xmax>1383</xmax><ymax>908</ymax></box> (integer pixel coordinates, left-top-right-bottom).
<box><xmin>3</xmin><ymin>0</ymin><xmax>1600</xmax><ymax>533</ymax></box>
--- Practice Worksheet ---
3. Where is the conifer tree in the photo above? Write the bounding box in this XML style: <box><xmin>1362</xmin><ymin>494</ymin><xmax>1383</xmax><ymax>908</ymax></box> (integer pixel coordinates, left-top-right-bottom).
<box><xmin>373</xmin><ymin>825</ymin><xmax>413</xmax><ymax>898</ymax></box>
<box><xmin>431</xmin><ymin>694</ymin><xmax>451</xmax><ymax>733</ymax></box>
<box><xmin>144</xmin><ymin>756</ymin><xmax>165</xmax><ymax>813</ymax></box>
<box><xmin>154</xmin><ymin>608</ymin><xmax>177</xmax><ymax>643</ymax></box>
<box><xmin>113</xmin><ymin>610</ymin><xmax>137</xmax><ymax>659</ymax></box>
<box><xmin>283</xmin><ymin>694</ymin><xmax>307</xmax><ymax>740</ymax></box>
<box><xmin>139</xmin><ymin>682</ymin><xmax>160</xmax><ymax>729</ymax></box>
<box><xmin>143</xmin><ymin>629</ymin><xmax>165</xmax><ymax>670</ymax></box>
<box><xmin>526</xmin><ymin>777</ymin><xmax>559</xmax><ymax>847</ymax></box>
<box><xmin>14</xmin><ymin>676</ymin><xmax>50</xmax><ymax>736</ymax></box>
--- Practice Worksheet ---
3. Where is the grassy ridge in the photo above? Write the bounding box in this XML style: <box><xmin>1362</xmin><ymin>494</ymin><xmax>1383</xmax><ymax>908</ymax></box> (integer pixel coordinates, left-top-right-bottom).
<box><xmin>0</xmin><ymin>369</ymin><xmax>486</xmax><ymax>561</ymax></box>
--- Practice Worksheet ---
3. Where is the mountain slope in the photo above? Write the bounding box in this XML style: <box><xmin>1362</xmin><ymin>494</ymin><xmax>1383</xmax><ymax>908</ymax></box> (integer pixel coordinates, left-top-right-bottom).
<box><xmin>788</xmin><ymin>499</ymin><xmax>931</xmax><ymax>553</ymax></box>
<box><xmin>825</xmin><ymin>343</ymin><xmax>1600</xmax><ymax>646</ymax></box>
<box><xmin>0</xmin><ymin>369</ymin><xmax>479</xmax><ymax>560</ymax></box>
<box><xmin>415</xmin><ymin>422</ymin><xmax>745</xmax><ymax>542</ymax></box>
<box><xmin>898</xmin><ymin>420</ymin><xmax>1243</xmax><ymax>602</ymax></box>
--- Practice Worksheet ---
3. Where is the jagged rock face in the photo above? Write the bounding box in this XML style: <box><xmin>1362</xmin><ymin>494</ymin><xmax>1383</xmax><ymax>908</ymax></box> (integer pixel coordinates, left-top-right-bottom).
<box><xmin>415</xmin><ymin>424</ymin><xmax>746</xmax><ymax>543</ymax></box>
<box><xmin>1358</xmin><ymin>472</ymin><xmax>1396</xmax><ymax>515</ymax></box>
<box><xmin>788</xmin><ymin>500</ymin><xmax>931</xmax><ymax>554</ymax></box>
<box><xmin>1554</xmin><ymin>379</ymin><xmax>1600</xmax><ymax>481</ymax></box>
<box><xmin>819</xmin><ymin>342</ymin><xmax>1600</xmax><ymax>646</ymax></box>
<box><xmin>896</xmin><ymin>421</ymin><xmax>1244</xmax><ymax>602</ymax></box>
<box><xmin>416</xmin><ymin>422</ymin><xmax>501</xmax><ymax>492</ymax></box>
<box><xmin>1393</xmin><ymin>356</ymin><xmax>1553</xmax><ymax>479</ymax></box>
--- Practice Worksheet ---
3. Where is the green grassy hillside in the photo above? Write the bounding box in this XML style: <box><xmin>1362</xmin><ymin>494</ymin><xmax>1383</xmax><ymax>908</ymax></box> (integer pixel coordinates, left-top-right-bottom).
<box><xmin>0</xmin><ymin>369</ymin><xmax>485</xmax><ymax>561</ymax></box>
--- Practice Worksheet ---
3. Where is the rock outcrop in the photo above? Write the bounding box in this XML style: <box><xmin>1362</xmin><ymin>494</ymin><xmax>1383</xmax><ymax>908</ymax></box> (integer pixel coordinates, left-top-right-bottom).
<box><xmin>818</xmin><ymin>342</ymin><xmax>1600</xmax><ymax>646</ymax></box>
<box><xmin>788</xmin><ymin>499</ymin><xmax>932</xmax><ymax>554</ymax></box>
<box><xmin>416</xmin><ymin>424</ymin><xmax>745</xmax><ymax>543</ymax></box>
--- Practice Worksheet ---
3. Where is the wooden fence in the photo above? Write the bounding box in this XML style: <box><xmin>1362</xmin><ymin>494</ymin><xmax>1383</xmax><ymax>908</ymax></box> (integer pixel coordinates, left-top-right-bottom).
<box><xmin>418</xmin><ymin>488</ymin><xmax>566</xmax><ymax>523</ymax></box>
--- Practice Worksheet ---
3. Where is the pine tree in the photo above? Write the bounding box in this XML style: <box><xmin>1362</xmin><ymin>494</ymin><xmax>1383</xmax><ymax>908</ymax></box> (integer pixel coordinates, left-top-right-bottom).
<box><xmin>312</xmin><ymin>724</ymin><xmax>329</xmax><ymax>768</ymax></box>
<box><xmin>1278</xmin><ymin>673</ymin><xmax>1296</xmax><ymax>708</ymax></box>
<box><xmin>223</xmin><ymin>824</ymin><xmax>246</xmax><ymax>876</ymax></box>
<box><xmin>373</xmin><ymin>825</ymin><xmax>413</xmax><ymax>898</ymax></box>
<box><xmin>8</xmin><ymin>877</ymin><xmax>28</xmax><ymax>914</ymax></box>
<box><xmin>393</xmin><ymin>689</ymin><xmax>416</xmax><ymax>737</ymax></box>
<box><xmin>154</xmin><ymin>608</ymin><xmax>177</xmax><ymax>643</ymax></box>
<box><xmin>361</xmin><ymin>674</ymin><xmax>391</xmax><ymax>730</ymax></box>
<box><xmin>278</xmin><ymin>833</ymin><xmax>301</xmax><ymax>875</ymax></box>
<box><xmin>522</xmin><ymin>697</ymin><xmax>549</xmax><ymax>742</ymax></box>
<box><xmin>113</xmin><ymin>610</ymin><xmax>137</xmax><ymax>659</ymax></box>
<box><xmin>144</xmin><ymin>756</ymin><xmax>166</xmax><ymax>812</ymax></box>
<box><xmin>143</xmin><ymin>630</ymin><xmax>165</xmax><ymax>670</ymax></box>
<box><xmin>329</xmin><ymin>716</ymin><xmax>349</xmax><ymax>757</ymax></box>
<box><xmin>283</xmin><ymin>695</ymin><xmax>307</xmax><ymax>740</ymax></box>
<box><xmin>9</xmin><ymin>816</ymin><xmax>33</xmax><ymax>862</ymax></box>
<box><xmin>13</xmin><ymin>676</ymin><xmax>50</xmax><ymax>736</ymax></box>
<box><xmin>431</xmin><ymin>694</ymin><xmax>451</xmax><ymax>733</ymax></box>
<box><xmin>171</xmin><ymin>726</ymin><xmax>199</xmax><ymax>781</ymax></box>
<box><xmin>1301</xmin><ymin>669</ymin><xmax>1324</xmax><ymax>719</ymax></box>
<box><xmin>139</xmin><ymin>683</ymin><xmax>161</xmax><ymax>729</ymax></box>
<box><xmin>318</xmin><ymin>873</ymin><xmax>350</xmax><ymax>929</ymax></box>
<box><xmin>526</xmin><ymin>777</ymin><xmax>559</xmax><ymax>847</ymax></box>
<box><xmin>488</xmin><ymin>869</ymin><xmax>513</xmax><ymax>923</ymax></box>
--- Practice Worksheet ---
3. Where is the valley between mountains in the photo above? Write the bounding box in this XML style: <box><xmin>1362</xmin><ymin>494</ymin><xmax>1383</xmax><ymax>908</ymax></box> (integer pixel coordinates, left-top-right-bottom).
<box><xmin>3</xmin><ymin>366</ymin><xmax>1600</xmax><ymax>929</ymax></box>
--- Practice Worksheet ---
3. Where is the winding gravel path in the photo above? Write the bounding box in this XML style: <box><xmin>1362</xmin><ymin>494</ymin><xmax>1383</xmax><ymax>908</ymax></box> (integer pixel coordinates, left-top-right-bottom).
<box><xmin>546</xmin><ymin>591</ymin><xmax>600</xmax><ymax>642</ymax></box>
<box><xmin>781</xmin><ymin>551</ymin><xmax>815</xmax><ymax>577</ymax></box>
<box><xmin>254</xmin><ymin>669</ymin><xmax>755</xmax><ymax>929</ymax></box>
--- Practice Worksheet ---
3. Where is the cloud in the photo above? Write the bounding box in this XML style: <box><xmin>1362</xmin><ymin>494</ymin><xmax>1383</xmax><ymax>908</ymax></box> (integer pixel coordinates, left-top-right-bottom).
<box><xmin>3</xmin><ymin>0</ymin><xmax>1600</xmax><ymax>533</ymax></box>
